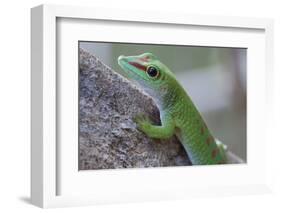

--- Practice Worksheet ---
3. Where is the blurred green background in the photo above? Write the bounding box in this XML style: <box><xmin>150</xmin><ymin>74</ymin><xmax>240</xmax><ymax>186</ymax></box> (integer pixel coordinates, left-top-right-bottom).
<box><xmin>80</xmin><ymin>41</ymin><xmax>247</xmax><ymax>161</ymax></box>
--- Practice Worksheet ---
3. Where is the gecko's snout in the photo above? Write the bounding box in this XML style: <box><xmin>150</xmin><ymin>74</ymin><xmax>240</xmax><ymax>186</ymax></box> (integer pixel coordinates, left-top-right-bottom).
<box><xmin>118</xmin><ymin>56</ymin><xmax>124</xmax><ymax>68</ymax></box>
<box><xmin>118</xmin><ymin>55</ymin><xmax>125</xmax><ymax>62</ymax></box>
<box><xmin>118</xmin><ymin>55</ymin><xmax>127</xmax><ymax>66</ymax></box>
<box><xmin>119</xmin><ymin>55</ymin><xmax>133</xmax><ymax>69</ymax></box>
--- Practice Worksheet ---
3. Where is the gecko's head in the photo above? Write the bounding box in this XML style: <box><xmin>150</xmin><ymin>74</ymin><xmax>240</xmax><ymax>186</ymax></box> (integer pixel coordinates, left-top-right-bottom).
<box><xmin>118</xmin><ymin>53</ymin><xmax>176</xmax><ymax>99</ymax></box>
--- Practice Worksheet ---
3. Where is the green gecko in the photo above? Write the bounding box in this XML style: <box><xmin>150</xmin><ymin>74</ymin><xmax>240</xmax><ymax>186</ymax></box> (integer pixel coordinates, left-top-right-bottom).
<box><xmin>118</xmin><ymin>53</ymin><xmax>227</xmax><ymax>165</ymax></box>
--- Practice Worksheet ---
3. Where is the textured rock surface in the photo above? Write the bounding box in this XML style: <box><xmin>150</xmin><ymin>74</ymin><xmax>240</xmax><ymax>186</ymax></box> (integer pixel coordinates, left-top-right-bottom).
<box><xmin>79</xmin><ymin>48</ymin><xmax>243</xmax><ymax>170</ymax></box>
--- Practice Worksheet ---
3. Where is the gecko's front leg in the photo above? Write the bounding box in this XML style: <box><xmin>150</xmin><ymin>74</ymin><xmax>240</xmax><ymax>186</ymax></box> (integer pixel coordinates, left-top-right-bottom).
<box><xmin>134</xmin><ymin>113</ymin><xmax>175</xmax><ymax>139</ymax></box>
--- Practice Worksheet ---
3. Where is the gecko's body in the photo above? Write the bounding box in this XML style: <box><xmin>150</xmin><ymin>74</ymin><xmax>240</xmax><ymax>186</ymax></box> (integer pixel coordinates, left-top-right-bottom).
<box><xmin>118</xmin><ymin>53</ymin><xmax>227</xmax><ymax>165</ymax></box>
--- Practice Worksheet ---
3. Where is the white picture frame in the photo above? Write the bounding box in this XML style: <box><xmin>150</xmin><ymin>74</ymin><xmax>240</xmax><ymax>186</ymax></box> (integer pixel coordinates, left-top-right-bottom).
<box><xmin>31</xmin><ymin>4</ymin><xmax>274</xmax><ymax>208</ymax></box>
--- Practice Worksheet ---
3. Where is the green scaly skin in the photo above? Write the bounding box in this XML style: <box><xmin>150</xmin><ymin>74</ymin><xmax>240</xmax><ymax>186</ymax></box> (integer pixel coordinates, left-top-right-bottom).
<box><xmin>118</xmin><ymin>53</ymin><xmax>227</xmax><ymax>165</ymax></box>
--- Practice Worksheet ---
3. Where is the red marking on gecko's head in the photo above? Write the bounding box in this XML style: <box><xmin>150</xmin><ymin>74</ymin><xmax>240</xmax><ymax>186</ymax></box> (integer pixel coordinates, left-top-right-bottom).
<box><xmin>128</xmin><ymin>61</ymin><xmax>147</xmax><ymax>72</ymax></box>
<box><xmin>139</xmin><ymin>55</ymin><xmax>150</xmax><ymax>62</ymax></box>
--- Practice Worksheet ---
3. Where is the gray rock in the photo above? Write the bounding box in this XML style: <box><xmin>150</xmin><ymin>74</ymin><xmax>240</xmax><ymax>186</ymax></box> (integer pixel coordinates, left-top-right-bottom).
<box><xmin>79</xmin><ymin>48</ymin><xmax>243</xmax><ymax>170</ymax></box>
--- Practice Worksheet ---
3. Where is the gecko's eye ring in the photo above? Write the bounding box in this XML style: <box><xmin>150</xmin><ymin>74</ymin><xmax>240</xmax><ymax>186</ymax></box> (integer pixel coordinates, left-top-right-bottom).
<box><xmin>146</xmin><ymin>66</ymin><xmax>159</xmax><ymax>78</ymax></box>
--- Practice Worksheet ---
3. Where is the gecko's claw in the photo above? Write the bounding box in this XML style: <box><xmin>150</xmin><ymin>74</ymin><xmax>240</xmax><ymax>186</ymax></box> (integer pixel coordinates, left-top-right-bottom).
<box><xmin>133</xmin><ymin>113</ymin><xmax>152</xmax><ymax>133</ymax></box>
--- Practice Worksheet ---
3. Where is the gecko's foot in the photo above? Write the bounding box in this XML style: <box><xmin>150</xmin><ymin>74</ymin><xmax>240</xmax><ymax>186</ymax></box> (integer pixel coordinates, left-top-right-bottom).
<box><xmin>133</xmin><ymin>113</ymin><xmax>152</xmax><ymax>134</ymax></box>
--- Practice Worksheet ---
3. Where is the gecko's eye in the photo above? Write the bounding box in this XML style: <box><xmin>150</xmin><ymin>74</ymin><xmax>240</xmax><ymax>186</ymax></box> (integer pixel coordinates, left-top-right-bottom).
<box><xmin>146</xmin><ymin>66</ymin><xmax>159</xmax><ymax>78</ymax></box>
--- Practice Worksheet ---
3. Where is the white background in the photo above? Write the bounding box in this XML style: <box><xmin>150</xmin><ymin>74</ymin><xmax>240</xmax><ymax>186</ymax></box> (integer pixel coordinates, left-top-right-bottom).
<box><xmin>0</xmin><ymin>0</ymin><xmax>280</xmax><ymax>212</ymax></box>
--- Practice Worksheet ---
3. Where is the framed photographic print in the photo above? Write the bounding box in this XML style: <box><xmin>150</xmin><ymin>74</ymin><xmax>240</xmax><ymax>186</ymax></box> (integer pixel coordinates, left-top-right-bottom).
<box><xmin>31</xmin><ymin>4</ymin><xmax>274</xmax><ymax>208</ymax></box>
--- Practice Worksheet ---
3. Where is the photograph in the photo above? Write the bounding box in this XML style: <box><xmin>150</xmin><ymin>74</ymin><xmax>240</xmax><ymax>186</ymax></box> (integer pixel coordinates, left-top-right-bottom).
<box><xmin>79</xmin><ymin>41</ymin><xmax>247</xmax><ymax>170</ymax></box>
